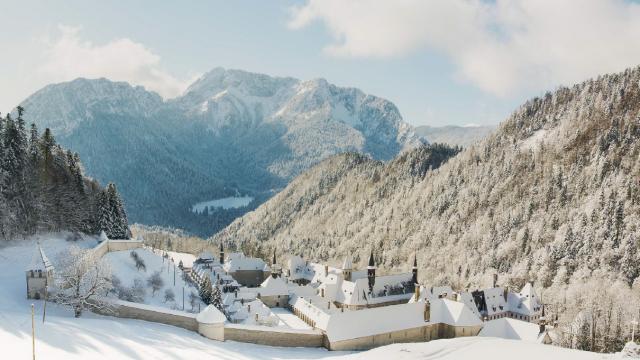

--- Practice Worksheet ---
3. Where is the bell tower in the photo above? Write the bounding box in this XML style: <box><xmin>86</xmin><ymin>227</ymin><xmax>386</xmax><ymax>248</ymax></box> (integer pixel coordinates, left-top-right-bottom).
<box><xmin>367</xmin><ymin>250</ymin><xmax>376</xmax><ymax>292</ymax></box>
<box><xmin>342</xmin><ymin>254</ymin><xmax>353</xmax><ymax>282</ymax></box>
<box><xmin>271</xmin><ymin>248</ymin><xmax>282</xmax><ymax>278</ymax></box>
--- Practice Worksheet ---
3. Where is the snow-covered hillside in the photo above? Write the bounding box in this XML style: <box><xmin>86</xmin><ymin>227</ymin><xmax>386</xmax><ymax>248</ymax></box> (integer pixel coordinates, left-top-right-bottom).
<box><xmin>103</xmin><ymin>248</ymin><xmax>201</xmax><ymax>310</ymax></box>
<box><xmin>415</xmin><ymin>125</ymin><xmax>495</xmax><ymax>148</ymax></box>
<box><xmin>0</xmin><ymin>237</ymin><xmax>612</xmax><ymax>359</ymax></box>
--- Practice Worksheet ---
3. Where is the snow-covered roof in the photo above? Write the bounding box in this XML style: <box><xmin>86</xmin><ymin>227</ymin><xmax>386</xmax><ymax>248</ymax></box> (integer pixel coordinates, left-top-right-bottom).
<box><xmin>429</xmin><ymin>298</ymin><xmax>483</xmax><ymax>327</ymax></box>
<box><xmin>258</xmin><ymin>276</ymin><xmax>289</xmax><ymax>297</ymax></box>
<box><xmin>479</xmin><ymin>318</ymin><xmax>545</xmax><ymax>342</ymax></box>
<box><xmin>196</xmin><ymin>251</ymin><xmax>214</xmax><ymax>261</ymax></box>
<box><xmin>483</xmin><ymin>287</ymin><xmax>508</xmax><ymax>316</ymax></box>
<box><xmin>323</xmin><ymin>273</ymin><xmax>413</xmax><ymax>306</ymax></box>
<box><xmin>27</xmin><ymin>245</ymin><xmax>54</xmax><ymax>272</ymax></box>
<box><xmin>457</xmin><ymin>291</ymin><xmax>482</xmax><ymax>319</ymax></box>
<box><xmin>510</xmin><ymin>283</ymin><xmax>542</xmax><ymax>316</ymax></box>
<box><xmin>223</xmin><ymin>255</ymin><xmax>269</xmax><ymax>272</ymax></box>
<box><xmin>324</xmin><ymin>302</ymin><xmax>427</xmax><ymax>342</ymax></box>
<box><xmin>196</xmin><ymin>305</ymin><xmax>226</xmax><ymax>324</ymax></box>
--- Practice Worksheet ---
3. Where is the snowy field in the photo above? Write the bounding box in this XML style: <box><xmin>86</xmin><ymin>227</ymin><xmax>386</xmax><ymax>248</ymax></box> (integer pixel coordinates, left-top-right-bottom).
<box><xmin>166</xmin><ymin>251</ymin><xmax>196</xmax><ymax>268</ymax></box>
<box><xmin>104</xmin><ymin>248</ymin><xmax>200</xmax><ymax>311</ymax></box>
<box><xmin>0</xmin><ymin>236</ymin><xmax>618</xmax><ymax>359</ymax></box>
<box><xmin>191</xmin><ymin>196</ymin><xmax>254</xmax><ymax>213</ymax></box>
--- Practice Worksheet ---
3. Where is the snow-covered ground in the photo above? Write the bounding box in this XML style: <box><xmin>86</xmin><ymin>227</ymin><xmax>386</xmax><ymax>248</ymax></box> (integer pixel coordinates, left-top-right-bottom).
<box><xmin>166</xmin><ymin>251</ymin><xmax>196</xmax><ymax>268</ymax></box>
<box><xmin>191</xmin><ymin>196</ymin><xmax>254</xmax><ymax>213</ymax></box>
<box><xmin>0</xmin><ymin>236</ymin><xmax>618</xmax><ymax>359</ymax></box>
<box><xmin>103</xmin><ymin>248</ymin><xmax>200</xmax><ymax>310</ymax></box>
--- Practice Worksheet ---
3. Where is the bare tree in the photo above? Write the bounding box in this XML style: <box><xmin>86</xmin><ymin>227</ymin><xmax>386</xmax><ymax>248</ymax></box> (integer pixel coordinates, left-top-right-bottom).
<box><xmin>164</xmin><ymin>289</ymin><xmax>175</xmax><ymax>303</ymax></box>
<box><xmin>147</xmin><ymin>271</ymin><xmax>164</xmax><ymax>296</ymax></box>
<box><xmin>188</xmin><ymin>291</ymin><xmax>198</xmax><ymax>312</ymax></box>
<box><xmin>53</xmin><ymin>246</ymin><xmax>112</xmax><ymax>317</ymax></box>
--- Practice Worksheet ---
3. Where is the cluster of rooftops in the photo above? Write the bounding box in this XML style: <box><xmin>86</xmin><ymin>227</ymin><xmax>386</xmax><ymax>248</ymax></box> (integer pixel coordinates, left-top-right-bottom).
<box><xmin>189</xmin><ymin>246</ymin><xmax>546</xmax><ymax>331</ymax></box>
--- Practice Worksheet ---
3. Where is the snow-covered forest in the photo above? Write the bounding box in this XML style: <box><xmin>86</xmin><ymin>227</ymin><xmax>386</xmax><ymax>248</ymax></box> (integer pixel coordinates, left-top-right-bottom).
<box><xmin>213</xmin><ymin>66</ymin><xmax>640</xmax><ymax>352</ymax></box>
<box><xmin>0</xmin><ymin>107</ymin><xmax>129</xmax><ymax>239</ymax></box>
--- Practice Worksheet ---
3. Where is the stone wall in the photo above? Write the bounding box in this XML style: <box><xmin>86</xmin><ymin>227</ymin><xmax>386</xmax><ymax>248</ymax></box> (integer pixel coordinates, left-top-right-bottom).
<box><xmin>259</xmin><ymin>294</ymin><xmax>289</xmax><ymax>308</ymax></box>
<box><xmin>230</xmin><ymin>270</ymin><xmax>270</xmax><ymax>287</ymax></box>
<box><xmin>326</xmin><ymin>323</ymin><xmax>482</xmax><ymax>351</ymax></box>
<box><xmin>224</xmin><ymin>324</ymin><xmax>324</xmax><ymax>347</ymax></box>
<box><xmin>101</xmin><ymin>300</ymin><xmax>198</xmax><ymax>332</ymax></box>
<box><xmin>93</xmin><ymin>239</ymin><xmax>143</xmax><ymax>259</ymax></box>
<box><xmin>327</xmin><ymin>325</ymin><xmax>429</xmax><ymax>351</ymax></box>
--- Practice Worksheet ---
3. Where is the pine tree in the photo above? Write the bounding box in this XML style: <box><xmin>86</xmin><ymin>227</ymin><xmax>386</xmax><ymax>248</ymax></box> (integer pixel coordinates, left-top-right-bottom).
<box><xmin>211</xmin><ymin>285</ymin><xmax>223</xmax><ymax>311</ymax></box>
<box><xmin>199</xmin><ymin>276</ymin><xmax>213</xmax><ymax>305</ymax></box>
<box><xmin>620</xmin><ymin>235</ymin><xmax>638</xmax><ymax>286</ymax></box>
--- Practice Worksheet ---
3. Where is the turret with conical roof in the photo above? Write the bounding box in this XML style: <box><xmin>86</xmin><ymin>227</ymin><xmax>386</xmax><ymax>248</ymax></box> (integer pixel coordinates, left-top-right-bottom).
<box><xmin>342</xmin><ymin>254</ymin><xmax>353</xmax><ymax>281</ymax></box>
<box><xmin>367</xmin><ymin>250</ymin><xmax>376</xmax><ymax>292</ymax></box>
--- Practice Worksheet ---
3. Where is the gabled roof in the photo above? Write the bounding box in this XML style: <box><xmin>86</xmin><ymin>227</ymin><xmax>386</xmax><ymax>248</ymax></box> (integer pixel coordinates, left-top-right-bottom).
<box><xmin>27</xmin><ymin>245</ymin><xmax>54</xmax><ymax>272</ymax></box>
<box><xmin>429</xmin><ymin>298</ymin><xmax>483</xmax><ymax>327</ymax></box>
<box><xmin>258</xmin><ymin>276</ymin><xmax>289</xmax><ymax>296</ymax></box>
<box><xmin>512</xmin><ymin>282</ymin><xmax>542</xmax><ymax>316</ymax></box>
<box><xmin>223</xmin><ymin>255</ymin><xmax>269</xmax><ymax>272</ymax></box>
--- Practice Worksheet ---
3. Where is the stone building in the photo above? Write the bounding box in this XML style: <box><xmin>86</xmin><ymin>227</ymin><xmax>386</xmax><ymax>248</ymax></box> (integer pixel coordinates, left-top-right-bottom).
<box><xmin>223</xmin><ymin>253</ymin><xmax>271</xmax><ymax>287</ymax></box>
<box><xmin>26</xmin><ymin>244</ymin><xmax>54</xmax><ymax>300</ymax></box>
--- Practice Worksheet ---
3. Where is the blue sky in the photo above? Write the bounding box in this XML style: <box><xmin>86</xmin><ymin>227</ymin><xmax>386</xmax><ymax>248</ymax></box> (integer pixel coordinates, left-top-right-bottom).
<box><xmin>2</xmin><ymin>0</ymin><xmax>640</xmax><ymax>127</ymax></box>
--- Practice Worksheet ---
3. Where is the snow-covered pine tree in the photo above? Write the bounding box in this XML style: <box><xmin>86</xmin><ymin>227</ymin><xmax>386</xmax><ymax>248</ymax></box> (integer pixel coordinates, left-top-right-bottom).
<box><xmin>211</xmin><ymin>285</ymin><xmax>223</xmax><ymax>311</ymax></box>
<box><xmin>199</xmin><ymin>276</ymin><xmax>213</xmax><ymax>305</ymax></box>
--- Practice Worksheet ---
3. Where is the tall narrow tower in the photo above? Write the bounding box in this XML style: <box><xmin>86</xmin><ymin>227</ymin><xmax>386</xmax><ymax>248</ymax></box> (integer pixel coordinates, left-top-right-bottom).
<box><xmin>271</xmin><ymin>248</ymin><xmax>282</xmax><ymax>278</ymax></box>
<box><xmin>342</xmin><ymin>254</ymin><xmax>353</xmax><ymax>282</ymax></box>
<box><xmin>367</xmin><ymin>250</ymin><xmax>376</xmax><ymax>293</ymax></box>
<box><xmin>539</xmin><ymin>304</ymin><xmax>547</xmax><ymax>334</ymax></box>
<box><xmin>219</xmin><ymin>243</ymin><xmax>224</xmax><ymax>264</ymax></box>
<box><xmin>412</xmin><ymin>254</ymin><xmax>418</xmax><ymax>285</ymax></box>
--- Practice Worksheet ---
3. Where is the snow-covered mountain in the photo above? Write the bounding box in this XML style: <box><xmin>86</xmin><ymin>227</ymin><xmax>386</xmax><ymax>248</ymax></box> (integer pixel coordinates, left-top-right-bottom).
<box><xmin>16</xmin><ymin>68</ymin><xmax>425</xmax><ymax>236</ymax></box>
<box><xmin>415</xmin><ymin>125</ymin><xmax>495</xmax><ymax>148</ymax></box>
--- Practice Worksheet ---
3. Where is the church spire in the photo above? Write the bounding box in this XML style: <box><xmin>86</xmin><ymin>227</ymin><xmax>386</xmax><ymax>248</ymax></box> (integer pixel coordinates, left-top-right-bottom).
<box><xmin>272</xmin><ymin>248</ymin><xmax>277</xmax><ymax>266</ymax></box>
<box><xmin>367</xmin><ymin>249</ymin><xmax>376</xmax><ymax>292</ymax></box>
<box><xmin>368</xmin><ymin>250</ymin><xmax>375</xmax><ymax>269</ymax></box>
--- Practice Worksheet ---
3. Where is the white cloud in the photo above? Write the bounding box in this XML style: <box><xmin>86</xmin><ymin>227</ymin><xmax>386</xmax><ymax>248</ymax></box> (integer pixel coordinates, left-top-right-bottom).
<box><xmin>289</xmin><ymin>0</ymin><xmax>640</xmax><ymax>97</ymax></box>
<box><xmin>39</xmin><ymin>26</ymin><xmax>190</xmax><ymax>98</ymax></box>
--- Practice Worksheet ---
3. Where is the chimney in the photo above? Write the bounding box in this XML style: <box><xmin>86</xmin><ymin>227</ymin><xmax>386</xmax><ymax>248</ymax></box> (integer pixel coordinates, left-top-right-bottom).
<box><xmin>248</xmin><ymin>304</ymin><xmax>251</xmax><ymax>312</ymax></box>
<box><xmin>414</xmin><ymin>285</ymin><xmax>420</xmax><ymax>302</ymax></box>
<box><xmin>255</xmin><ymin>313</ymin><xmax>259</xmax><ymax>322</ymax></box>
<box><xmin>492</xmin><ymin>274</ymin><xmax>498</xmax><ymax>288</ymax></box>
<box><xmin>321</xmin><ymin>288</ymin><xmax>325</xmax><ymax>297</ymax></box>
<box><xmin>324</xmin><ymin>265</ymin><xmax>328</xmax><ymax>277</ymax></box>
<box><xmin>503</xmin><ymin>287</ymin><xmax>508</xmax><ymax>301</ymax></box>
